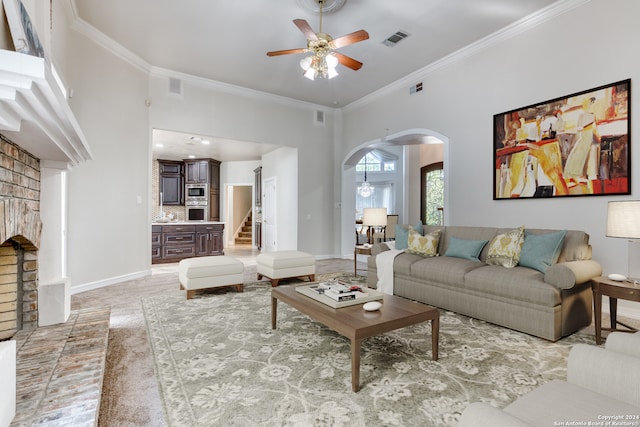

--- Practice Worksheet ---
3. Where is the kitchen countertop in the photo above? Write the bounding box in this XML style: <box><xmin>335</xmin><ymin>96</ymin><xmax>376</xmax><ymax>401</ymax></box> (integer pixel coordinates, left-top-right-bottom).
<box><xmin>152</xmin><ymin>221</ymin><xmax>225</xmax><ymax>225</ymax></box>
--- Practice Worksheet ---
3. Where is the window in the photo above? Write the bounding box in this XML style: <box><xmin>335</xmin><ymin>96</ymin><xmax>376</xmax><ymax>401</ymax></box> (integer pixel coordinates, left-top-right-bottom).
<box><xmin>356</xmin><ymin>152</ymin><xmax>396</xmax><ymax>173</ymax></box>
<box><xmin>356</xmin><ymin>181</ymin><xmax>394</xmax><ymax>220</ymax></box>
<box><xmin>421</xmin><ymin>162</ymin><xmax>444</xmax><ymax>225</ymax></box>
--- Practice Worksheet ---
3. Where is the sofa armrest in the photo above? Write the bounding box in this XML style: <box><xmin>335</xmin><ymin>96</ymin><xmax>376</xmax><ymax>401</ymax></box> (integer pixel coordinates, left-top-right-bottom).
<box><xmin>567</xmin><ymin>344</ymin><xmax>640</xmax><ymax>407</ymax></box>
<box><xmin>458</xmin><ymin>402</ymin><xmax>532</xmax><ymax>427</ymax></box>
<box><xmin>371</xmin><ymin>242</ymin><xmax>391</xmax><ymax>257</ymax></box>
<box><xmin>605</xmin><ymin>331</ymin><xmax>640</xmax><ymax>359</ymax></box>
<box><xmin>544</xmin><ymin>260</ymin><xmax>602</xmax><ymax>289</ymax></box>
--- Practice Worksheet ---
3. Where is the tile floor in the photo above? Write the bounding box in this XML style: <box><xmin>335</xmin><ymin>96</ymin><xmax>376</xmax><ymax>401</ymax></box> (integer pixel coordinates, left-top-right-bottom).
<box><xmin>8</xmin><ymin>245</ymin><xmax>366</xmax><ymax>426</ymax></box>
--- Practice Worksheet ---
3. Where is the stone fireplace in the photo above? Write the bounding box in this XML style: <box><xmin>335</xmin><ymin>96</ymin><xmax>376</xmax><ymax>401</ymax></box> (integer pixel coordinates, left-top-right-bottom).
<box><xmin>0</xmin><ymin>138</ymin><xmax>43</xmax><ymax>341</ymax></box>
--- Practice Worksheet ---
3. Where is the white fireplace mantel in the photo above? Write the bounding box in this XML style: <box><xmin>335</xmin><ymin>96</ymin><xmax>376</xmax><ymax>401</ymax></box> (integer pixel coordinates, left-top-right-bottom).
<box><xmin>0</xmin><ymin>49</ymin><xmax>91</xmax><ymax>166</ymax></box>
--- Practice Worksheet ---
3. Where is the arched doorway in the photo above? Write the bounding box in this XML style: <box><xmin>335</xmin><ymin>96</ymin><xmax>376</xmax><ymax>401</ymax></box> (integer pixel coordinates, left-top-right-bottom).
<box><xmin>340</xmin><ymin>129</ymin><xmax>449</xmax><ymax>257</ymax></box>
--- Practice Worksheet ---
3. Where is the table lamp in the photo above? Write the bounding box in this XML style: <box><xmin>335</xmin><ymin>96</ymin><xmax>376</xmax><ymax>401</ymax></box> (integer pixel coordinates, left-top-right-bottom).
<box><xmin>363</xmin><ymin>208</ymin><xmax>387</xmax><ymax>244</ymax></box>
<box><xmin>606</xmin><ymin>201</ymin><xmax>640</xmax><ymax>283</ymax></box>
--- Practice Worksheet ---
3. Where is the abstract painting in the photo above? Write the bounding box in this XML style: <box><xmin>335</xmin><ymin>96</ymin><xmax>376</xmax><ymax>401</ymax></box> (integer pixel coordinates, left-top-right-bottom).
<box><xmin>494</xmin><ymin>79</ymin><xmax>630</xmax><ymax>199</ymax></box>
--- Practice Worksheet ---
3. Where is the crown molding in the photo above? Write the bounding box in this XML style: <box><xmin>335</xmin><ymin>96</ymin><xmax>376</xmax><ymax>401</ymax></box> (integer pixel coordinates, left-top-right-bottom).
<box><xmin>342</xmin><ymin>0</ymin><xmax>592</xmax><ymax>113</ymax></box>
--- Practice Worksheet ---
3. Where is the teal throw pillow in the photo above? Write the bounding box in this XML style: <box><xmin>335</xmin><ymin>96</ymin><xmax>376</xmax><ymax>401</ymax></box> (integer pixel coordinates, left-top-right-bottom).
<box><xmin>519</xmin><ymin>230</ymin><xmax>567</xmax><ymax>273</ymax></box>
<box><xmin>395</xmin><ymin>221</ymin><xmax>423</xmax><ymax>250</ymax></box>
<box><xmin>444</xmin><ymin>236</ymin><xmax>488</xmax><ymax>262</ymax></box>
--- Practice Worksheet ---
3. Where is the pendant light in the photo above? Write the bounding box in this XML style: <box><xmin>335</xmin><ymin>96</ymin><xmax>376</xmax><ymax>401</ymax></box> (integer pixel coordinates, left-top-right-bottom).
<box><xmin>357</xmin><ymin>154</ymin><xmax>374</xmax><ymax>197</ymax></box>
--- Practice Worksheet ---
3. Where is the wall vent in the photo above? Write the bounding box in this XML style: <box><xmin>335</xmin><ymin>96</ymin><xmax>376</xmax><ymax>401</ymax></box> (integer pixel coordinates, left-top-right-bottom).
<box><xmin>314</xmin><ymin>110</ymin><xmax>325</xmax><ymax>125</ymax></box>
<box><xmin>409</xmin><ymin>82</ymin><xmax>423</xmax><ymax>95</ymax></box>
<box><xmin>168</xmin><ymin>77</ymin><xmax>182</xmax><ymax>96</ymax></box>
<box><xmin>383</xmin><ymin>30</ymin><xmax>410</xmax><ymax>47</ymax></box>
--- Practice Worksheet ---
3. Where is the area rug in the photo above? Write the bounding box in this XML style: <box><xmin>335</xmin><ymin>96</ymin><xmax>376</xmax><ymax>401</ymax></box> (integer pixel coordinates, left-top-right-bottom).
<box><xmin>142</xmin><ymin>274</ymin><xmax>594</xmax><ymax>427</ymax></box>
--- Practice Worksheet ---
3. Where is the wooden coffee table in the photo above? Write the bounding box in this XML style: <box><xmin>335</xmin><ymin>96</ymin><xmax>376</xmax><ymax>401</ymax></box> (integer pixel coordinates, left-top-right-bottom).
<box><xmin>271</xmin><ymin>285</ymin><xmax>439</xmax><ymax>392</ymax></box>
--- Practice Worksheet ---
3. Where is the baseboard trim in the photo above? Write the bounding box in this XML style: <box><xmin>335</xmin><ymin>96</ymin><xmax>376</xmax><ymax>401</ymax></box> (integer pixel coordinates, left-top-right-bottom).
<box><xmin>70</xmin><ymin>269</ymin><xmax>152</xmax><ymax>295</ymax></box>
<box><xmin>602</xmin><ymin>299</ymin><xmax>640</xmax><ymax>321</ymax></box>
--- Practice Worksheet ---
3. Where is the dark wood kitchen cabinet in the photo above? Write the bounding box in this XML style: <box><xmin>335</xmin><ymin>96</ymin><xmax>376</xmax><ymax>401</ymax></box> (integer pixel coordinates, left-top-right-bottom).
<box><xmin>184</xmin><ymin>159</ymin><xmax>210</xmax><ymax>184</ymax></box>
<box><xmin>158</xmin><ymin>160</ymin><xmax>184</xmax><ymax>205</ymax></box>
<box><xmin>196</xmin><ymin>224</ymin><xmax>224</xmax><ymax>256</ymax></box>
<box><xmin>152</xmin><ymin>223</ymin><xmax>224</xmax><ymax>263</ymax></box>
<box><xmin>183</xmin><ymin>158</ymin><xmax>221</xmax><ymax>221</ymax></box>
<box><xmin>254</xmin><ymin>166</ymin><xmax>262</xmax><ymax>207</ymax></box>
<box><xmin>209</xmin><ymin>159</ymin><xmax>221</xmax><ymax>221</ymax></box>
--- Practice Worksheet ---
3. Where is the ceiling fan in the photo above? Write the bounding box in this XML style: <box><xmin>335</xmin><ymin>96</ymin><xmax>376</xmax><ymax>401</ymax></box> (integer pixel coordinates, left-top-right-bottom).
<box><xmin>266</xmin><ymin>0</ymin><xmax>369</xmax><ymax>80</ymax></box>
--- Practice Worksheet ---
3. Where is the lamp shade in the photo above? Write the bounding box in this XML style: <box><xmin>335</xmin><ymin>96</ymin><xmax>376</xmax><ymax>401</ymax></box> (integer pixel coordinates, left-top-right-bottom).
<box><xmin>363</xmin><ymin>208</ymin><xmax>387</xmax><ymax>226</ymax></box>
<box><xmin>606</xmin><ymin>201</ymin><xmax>640</xmax><ymax>238</ymax></box>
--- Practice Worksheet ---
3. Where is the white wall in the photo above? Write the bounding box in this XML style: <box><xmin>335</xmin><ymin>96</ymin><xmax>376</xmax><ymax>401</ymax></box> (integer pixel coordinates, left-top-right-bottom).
<box><xmin>262</xmin><ymin>147</ymin><xmax>298</xmax><ymax>251</ymax></box>
<box><xmin>341</xmin><ymin>0</ymin><xmax>640</xmax><ymax>314</ymax></box>
<box><xmin>54</xmin><ymin>5</ymin><xmax>151</xmax><ymax>291</ymax></box>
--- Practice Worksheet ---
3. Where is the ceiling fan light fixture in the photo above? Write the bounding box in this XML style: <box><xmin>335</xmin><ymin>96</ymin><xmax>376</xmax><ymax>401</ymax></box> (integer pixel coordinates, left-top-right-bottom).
<box><xmin>326</xmin><ymin>53</ymin><xmax>338</xmax><ymax>68</ymax></box>
<box><xmin>299</xmin><ymin>56</ymin><xmax>313</xmax><ymax>70</ymax></box>
<box><xmin>304</xmin><ymin>67</ymin><xmax>316</xmax><ymax>80</ymax></box>
<box><xmin>327</xmin><ymin>67</ymin><xmax>338</xmax><ymax>79</ymax></box>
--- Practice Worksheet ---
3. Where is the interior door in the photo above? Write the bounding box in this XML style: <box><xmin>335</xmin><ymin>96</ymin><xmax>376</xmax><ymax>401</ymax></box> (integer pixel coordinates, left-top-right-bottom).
<box><xmin>262</xmin><ymin>176</ymin><xmax>277</xmax><ymax>252</ymax></box>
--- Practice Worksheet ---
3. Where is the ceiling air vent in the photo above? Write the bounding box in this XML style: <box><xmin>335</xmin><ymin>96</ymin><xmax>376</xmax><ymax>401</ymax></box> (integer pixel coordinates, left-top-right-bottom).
<box><xmin>409</xmin><ymin>82</ymin><xmax>423</xmax><ymax>95</ymax></box>
<box><xmin>382</xmin><ymin>30</ymin><xmax>410</xmax><ymax>47</ymax></box>
<box><xmin>314</xmin><ymin>110</ymin><xmax>325</xmax><ymax>126</ymax></box>
<box><xmin>168</xmin><ymin>77</ymin><xmax>182</xmax><ymax>96</ymax></box>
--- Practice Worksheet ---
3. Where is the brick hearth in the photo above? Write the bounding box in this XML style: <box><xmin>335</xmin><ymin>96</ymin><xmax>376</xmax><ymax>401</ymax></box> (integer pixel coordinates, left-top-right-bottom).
<box><xmin>11</xmin><ymin>306</ymin><xmax>110</xmax><ymax>426</ymax></box>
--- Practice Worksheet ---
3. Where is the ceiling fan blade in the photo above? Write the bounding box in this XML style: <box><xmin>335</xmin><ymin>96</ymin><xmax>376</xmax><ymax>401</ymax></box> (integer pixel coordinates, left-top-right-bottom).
<box><xmin>293</xmin><ymin>19</ymin><xmax>318</xmax><ymax>41</ymax></box>
<box><xmin>330</xmin><ymin>29</ymin><xmax>369</xmax><ymax>49</ymax></box>
<box><xmin>334</xmin><ymin>52</ymin><xmax>363</xmax><ymax>71</ymax></box>
<box><xmin>266</xmin><ymin>48</ymin><xmax>307</xmax><ymax>57</ymax></box>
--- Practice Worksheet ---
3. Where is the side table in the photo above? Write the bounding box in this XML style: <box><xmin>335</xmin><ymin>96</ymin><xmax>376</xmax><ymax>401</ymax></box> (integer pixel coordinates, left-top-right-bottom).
<box><xmin>591</xmin><ymin>276</ymin><xmax>640</xmax><ymax>345</ymax></box>
<box><xmin>354</xmin><ymin>245</ymin><xmax>372</xmax><ymax>276</ymax></box>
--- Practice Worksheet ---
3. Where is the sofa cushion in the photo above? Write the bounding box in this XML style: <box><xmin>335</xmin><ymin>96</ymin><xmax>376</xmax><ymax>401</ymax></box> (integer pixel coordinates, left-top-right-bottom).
<box><xmin>411</xmin><ymin>256</ymin><xmax>487</xmax><ymax>286</ymax></box>
<box><xmin>486</xmin><ymin>226</ymin><xmax>525</xmax><ymax>268</ymax></box>
<box><xmin>407</xmin><ymin>229</ymin><xmax>440</xmax><ymax>256</ymax></box>
<box><xmin>392</xmin><ymin>252</ymin><xmax>427</xmax><ymax>276</ymax></box>
<box><xmin>440</xmin><ymin>227</ymin><xmax>499</xmax><ymax>262</ymax></box>
<box><xmin>444</xmin><ymin>236</ymin><xmax>488</xmax><ymax>262</ymax></box>
<box><xmin>463</xmin><ymin>265</ymin><xmax>561</xmax><ymax>306</ymax></box>
<box><xmin>519</xmin><ymin>230</ymin><xmax>566</xmax><ymax>272</ymax></box>
<box><xmin>395</xmin><ymin>221</ymin><xmax>423</xmax><ymax>250</ymax></box>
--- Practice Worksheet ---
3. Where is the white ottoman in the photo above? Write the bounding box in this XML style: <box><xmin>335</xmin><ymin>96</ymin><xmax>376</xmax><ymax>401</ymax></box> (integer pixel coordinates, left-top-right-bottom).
<box><xmin>256</xmin><ymin>250</ymin><xmax>316</xmax><ymax>287</ymax></box>
<box><xmin>179</xmin><ymin>256</ymin><xmax>244</xmax><ymax>299</ymax></box>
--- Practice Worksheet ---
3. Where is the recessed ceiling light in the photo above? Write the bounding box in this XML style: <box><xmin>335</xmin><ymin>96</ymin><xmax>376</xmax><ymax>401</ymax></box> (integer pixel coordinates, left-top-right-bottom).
<box><xmin>188</xmin><ymin>155</ymin><xmax>196</xmax><ymax>159</ymax></box>
<box><xmin>155</xmin><ymin>143</ymin><xmax>164</xmax><ymax>148</ymax></box>
<box><xmin>201</xmin><ymin>139</ymin><xmax>210</xmax><ymax>145</ymax></box>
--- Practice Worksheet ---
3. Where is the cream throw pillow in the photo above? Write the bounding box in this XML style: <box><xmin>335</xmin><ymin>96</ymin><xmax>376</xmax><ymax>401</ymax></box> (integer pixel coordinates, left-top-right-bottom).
<box><xmin>407</xmin><ymin>229</ymin><xmax>440</xmax><ymax>256</ymax></box>
<box><xmin>486</xmin><ymin>226</ymin><xmax>525</xmax><ymax>268</ymax></box>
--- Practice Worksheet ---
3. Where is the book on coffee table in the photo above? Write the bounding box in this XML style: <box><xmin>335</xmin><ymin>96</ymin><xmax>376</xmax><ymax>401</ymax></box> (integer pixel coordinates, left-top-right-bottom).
<box><xmin>295</xmin><ymin>283</ymin><xmax>384</xmax><ymax>308</ymax></box>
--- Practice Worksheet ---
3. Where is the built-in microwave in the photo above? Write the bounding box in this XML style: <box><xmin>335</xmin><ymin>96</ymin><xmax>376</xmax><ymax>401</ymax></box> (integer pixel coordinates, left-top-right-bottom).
<box><xmin>186</xmin><ymin>184</ymin><xmax>208</xmax><ymax>200</ymax></box>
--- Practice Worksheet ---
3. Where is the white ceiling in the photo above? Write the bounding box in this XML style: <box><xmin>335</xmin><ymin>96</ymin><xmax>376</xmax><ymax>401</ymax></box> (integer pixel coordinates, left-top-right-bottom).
<box><xmin>72</xmin><ymin>0</ymin><xmax>560</xmax><ymax>161</ymax></box>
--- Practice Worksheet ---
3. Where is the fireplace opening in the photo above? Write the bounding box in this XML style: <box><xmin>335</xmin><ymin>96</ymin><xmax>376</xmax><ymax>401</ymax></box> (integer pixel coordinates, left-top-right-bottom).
<box><xmin>0</xmin><ymin>239</ymin><xmax>38</xmax><ymax>341</ymax></box>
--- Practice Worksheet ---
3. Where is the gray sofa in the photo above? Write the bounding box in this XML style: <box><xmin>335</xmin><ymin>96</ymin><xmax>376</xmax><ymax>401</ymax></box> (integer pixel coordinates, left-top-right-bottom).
<box><xmin>458</xmin><ymin>332</ymin><xmax>640</xmax><ymax>426</ymax></box>
<box><xmin>367</xmin><ymin>225</ymin><xmax>602</xmax><ymax>341</ymax></box>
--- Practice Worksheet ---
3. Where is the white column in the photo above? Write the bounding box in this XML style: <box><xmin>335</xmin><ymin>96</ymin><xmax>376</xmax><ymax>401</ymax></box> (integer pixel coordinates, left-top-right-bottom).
<box><xmin>38</xmin><ymin>162</ymin><xmax>70</xmax><ymax>326</ymax></box>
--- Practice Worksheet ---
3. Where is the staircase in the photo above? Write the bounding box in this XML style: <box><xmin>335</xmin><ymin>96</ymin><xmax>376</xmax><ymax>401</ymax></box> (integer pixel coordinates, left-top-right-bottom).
<box><xmin>235</xmin><ymin>212</ymin><xmax>253</xmax><ymax>245</ymax></box>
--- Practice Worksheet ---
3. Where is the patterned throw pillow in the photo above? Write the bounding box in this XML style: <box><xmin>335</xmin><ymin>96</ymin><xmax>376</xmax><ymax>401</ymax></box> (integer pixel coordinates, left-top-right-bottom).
<box><xmin>486</xmin><ymin>226</ymin><xmax>525</xmax><ymax>268</ymax></box>
<box><xmin>395</xmin><ymin>221</ymin><xmax>423</xmax><ymax>250</ymax></box>
<box><xmin>407</xmin><ymin>229</ymin><xmax>440</xmax><ymax>256</ymax></box>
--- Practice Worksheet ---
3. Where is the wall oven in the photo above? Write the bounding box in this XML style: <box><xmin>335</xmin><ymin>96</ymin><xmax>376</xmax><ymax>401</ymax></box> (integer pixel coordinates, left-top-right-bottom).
<box><xmin>186</xmin><ymin>204</ymin><xmax>208</xmax><ymax>221</ymax></box>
